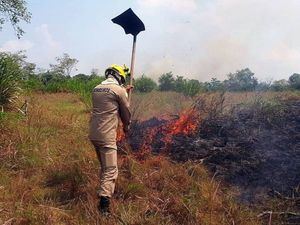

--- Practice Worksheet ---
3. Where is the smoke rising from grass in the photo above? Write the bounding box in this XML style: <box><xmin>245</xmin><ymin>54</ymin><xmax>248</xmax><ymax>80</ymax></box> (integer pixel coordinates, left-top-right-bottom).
<box><xmin>136</xmin><ymin>0</ymin><xmax>300</xmax><ymax>81</ymax></box>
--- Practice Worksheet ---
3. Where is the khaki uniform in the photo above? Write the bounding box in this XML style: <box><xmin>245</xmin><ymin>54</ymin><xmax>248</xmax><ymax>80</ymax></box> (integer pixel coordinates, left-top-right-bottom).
<box><xmin>89</xmin><ymin>79</ymin><xmax>130</xmax><ymax>198</ymax></box>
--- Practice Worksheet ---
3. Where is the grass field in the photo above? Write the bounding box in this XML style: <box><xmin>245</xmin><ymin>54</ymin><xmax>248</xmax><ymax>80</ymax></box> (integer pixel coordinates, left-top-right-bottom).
<box><xmin>0</xmin><ymin>91</ymin><xmax>299</xmax><ymax>224</ymax></box>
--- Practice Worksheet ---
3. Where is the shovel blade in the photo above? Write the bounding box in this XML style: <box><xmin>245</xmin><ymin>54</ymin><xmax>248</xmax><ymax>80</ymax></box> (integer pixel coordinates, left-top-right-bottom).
<box><xmin>112</xmin><ymin>8</ymin><xmax>145</xmax><ymax>36</ymax></box>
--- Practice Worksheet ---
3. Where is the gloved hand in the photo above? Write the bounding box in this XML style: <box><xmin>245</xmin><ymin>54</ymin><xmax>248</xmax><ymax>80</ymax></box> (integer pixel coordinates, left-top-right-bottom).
<box><xmin>125</xmin><ymin>85</ymin><xmax>134</xmax><ymax>93</ymax></box>
<box><xmin>123</xmin><ymin>126</ymin><xmax>129</xmax><ymax>134</ymax></box>
<box><xmin>123</xmin><ymin>124</ymin><xmax>130</xmax><ymax>134</ymax></box>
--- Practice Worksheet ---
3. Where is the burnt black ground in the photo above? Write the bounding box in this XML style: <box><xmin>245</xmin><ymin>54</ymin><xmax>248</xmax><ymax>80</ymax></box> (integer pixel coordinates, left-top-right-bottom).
<box><xmin>124</xmin><ymin>99</ymin><xmax>300</xmax><ymax>205</ymax></box>
<box><xmin>171</xmin><ymin>100</ymin><xmax>300</xmax><ymax>203</ymax></box>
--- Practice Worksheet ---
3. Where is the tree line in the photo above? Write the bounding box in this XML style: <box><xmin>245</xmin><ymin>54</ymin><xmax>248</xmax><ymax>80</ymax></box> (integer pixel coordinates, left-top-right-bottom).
<box><xmin>135</xmin><ymin>69</ymin><xmax>300</xmax><ymax>96</ymax></box>
<box><xmin>1</xmin><ymin>51</ymin><xmax>300</xmax><ymax>108</ymax></box>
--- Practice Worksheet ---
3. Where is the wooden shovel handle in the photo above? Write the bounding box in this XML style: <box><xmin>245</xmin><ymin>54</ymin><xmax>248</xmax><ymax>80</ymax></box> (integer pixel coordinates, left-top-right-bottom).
<box><xmin>128</xmin><ymin>35</ymin><xmax>137</xmax><ymax>105</ymax></box>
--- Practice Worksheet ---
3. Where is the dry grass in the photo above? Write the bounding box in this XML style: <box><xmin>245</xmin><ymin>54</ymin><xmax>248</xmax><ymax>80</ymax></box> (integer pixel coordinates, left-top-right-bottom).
<box><xmin>131</xmin><ymin>90</ymin><xmax>300</xmax><ymax>121</ymax></box>
<box><xmin>0</xmin><ymin>92</ymin><xmax>270</xmax><ymax>224</ymax></box>
<box><xmin>131</xmin><ymin>91</ymin><xmax>193</xmax><ymax>120</ymax></box>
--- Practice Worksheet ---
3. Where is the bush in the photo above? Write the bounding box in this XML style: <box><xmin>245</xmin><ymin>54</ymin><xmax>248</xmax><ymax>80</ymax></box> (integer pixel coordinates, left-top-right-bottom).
<box><xmin>205</xmin><ymin>78</ymin><xmax>224</xmax><ymax>92</ymax></box>
<box><xmin>0</xmin><ymin>53</ymin><xmax>23</xmax><ymax>108</ymax></box>
<box><xmin>270</xmin><ymin>79</ymin><xmax>289</xmax><ymax>91</ymax></box>
<box><xmin>182</xmin><ymin>79</ymin><xmax>202</xmax><ymax>97</ymax></box>
<box><xmin>224</xmin><ymin>68</ymin><xmax>258</xmax><ymax>91</ymax></box>
<box><xmin>158</xmin><ymin>73</ymin><xmax>203</xmax><ymax>96</ymax></box>
<box><xmin>65</xmin><ymin>76</ymin><xmax>104</xmax><ymax>108</ymax></box>
<box><xmin>23</xmin><ymin>74</ymin><xmax>44</xmax><ymax>91</ymax></box>
<box><xmin>289</xmin><ymin>73</ymin><xmax>300</xmax><ymax>90</ymax></box>
<box><xmin>134</xmin><ymin>75</ymin><xmax>157</xmax><ymax>93</ymax></box>
<box><xmin>159</xmin><ymin>72</ymin><xmax>175</xmax><ymax>91</ymax></box>
<box><xmin>73</xmin><ymin>73</ymin><xmax>90</xmax><ymax>82</ymax></box>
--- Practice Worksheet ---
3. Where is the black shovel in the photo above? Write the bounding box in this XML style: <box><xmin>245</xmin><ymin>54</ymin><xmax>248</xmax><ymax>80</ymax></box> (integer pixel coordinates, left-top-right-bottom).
<box><xmin>112</xmin><ymin>8</ymin><xmax>145</xmax><ymax>104</ymax></box>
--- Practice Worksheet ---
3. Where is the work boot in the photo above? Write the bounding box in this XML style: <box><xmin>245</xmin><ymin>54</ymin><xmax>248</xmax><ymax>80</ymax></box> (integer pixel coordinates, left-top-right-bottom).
<box><xmin>98</xmin><ymin>196</ymin><xmax>110</xmax><ymax>215</ymax></box>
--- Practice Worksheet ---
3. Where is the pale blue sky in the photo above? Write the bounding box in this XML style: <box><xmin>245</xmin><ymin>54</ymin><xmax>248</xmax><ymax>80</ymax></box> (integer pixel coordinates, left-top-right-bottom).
<box><xmin>1</xmin><ymin>0</ymin><xmax>300</xmax><ymax>81</ymax></box>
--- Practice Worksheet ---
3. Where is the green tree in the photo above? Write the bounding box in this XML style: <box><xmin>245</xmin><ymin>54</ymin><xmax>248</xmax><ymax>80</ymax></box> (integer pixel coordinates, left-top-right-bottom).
<box><xmin>224</xmin><ymin>68</ymin><xmax>258</xmax><ymax>91</ymax></box>
<box><xmin>207</xmin><ymin>78</ymin><xmax>223</xmax><ymax>91</ymax></box>
<box><xmin>183</xmin><ymin>79</ymin><xmax>202</xmax><ymax>97</ymax></box>
<box><xmin>271</xmin><ymin>79</ymin><xmax>289</xmax><ymax>91</ymax></box>
<box><xmin>74</xmin><ymin>73</ymin><xmax>90</xmax><ymax>82</ymax></box>
<box><xmin>158</xmin><ymin>72</ymin><xmax>175</xmax><ymax>91</ymax></box>
<box><xmin>289</xmin><ymin>73</ymin><xmax>300</xmax><ymax>90</ymax></box>
<box><xmin>39</xmin><ymin>70</ymin><xmax>68</xmax><ymax>86</ymax></box>
<box><xmin>134</xmin><ymin>75</ymin><xmax>157</xmax><ymax>93</ymax></box>
<box><xmin>256</xmin><ymin>81</ymin><xmax>271</xmax><ymax>91</ymax></box>
<box><xmin>50</xmin><ymin>53</ymin><xmax>79</xmax><ymax>77</ymax></box>
<box><xmin>174</xmin><ymin>76</ymin><xmax>187</xmax><ymax>93</ymax></box>
<box><xmin>39</xmin><ymin>71</ymin><xmax>54</xmax><ymax>85</ymax></box>
<box><xmin>0</xmin><ymin>52</ymin><xmax>23</xmax><ymax>107</ymax></box>
<box><xmin>8</xmin><ymin>51</ymin><xmax>36</xmax><ymax>80</ymax></box>
<box><xmin>0</xmin><ymin>0</ymin><xmax>31</xmax><ymax>38</ymax></box>
<box><xmin>1</xmin><ymin>51</ymin><xmax>42</xmax><ymax>91</ymax></box>
<box><xmin>18</xmin><ymin>55</ymin><xmax>41</xmax><ymax>90</ymax></box>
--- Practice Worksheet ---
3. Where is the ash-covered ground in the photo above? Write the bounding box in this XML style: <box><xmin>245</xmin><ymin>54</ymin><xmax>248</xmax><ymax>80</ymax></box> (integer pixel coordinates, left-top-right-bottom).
<box><xmin>124</xmin><ymin>97</ymin><xmax>300</xmax><ymax>204</ymax></box>
<box><xmin>171</xmin><ymin>100</ymin><xmax>300</xmax><ymax>203</ymax></box>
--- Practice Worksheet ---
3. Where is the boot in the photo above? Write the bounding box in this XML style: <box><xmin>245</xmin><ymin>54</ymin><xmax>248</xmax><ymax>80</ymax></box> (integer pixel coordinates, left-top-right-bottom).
<box><xmin>98</xmin><ymin>196</ymin><xmax>110</xmax><ymax>215</ymax></box>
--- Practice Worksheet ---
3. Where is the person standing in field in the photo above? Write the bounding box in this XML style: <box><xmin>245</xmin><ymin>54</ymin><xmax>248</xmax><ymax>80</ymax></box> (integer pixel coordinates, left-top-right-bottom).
<box><xmin>89</xmin><ymin>64</ymin><xmax>131</xmax><ymax>214</ymax></box>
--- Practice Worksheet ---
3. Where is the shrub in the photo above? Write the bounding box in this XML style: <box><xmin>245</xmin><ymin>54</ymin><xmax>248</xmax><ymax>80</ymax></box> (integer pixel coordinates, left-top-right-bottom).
<box><xmin>65</xmin><ymin>76</ymin><xmax>104</xmax><ymax>108</ymax></box>
<box><xmin>224</xmin><ymin>68</ymin><xmax>258</xmax><ymax>91</ymax></box>
<box><xmin>23</xmin><ymin>74</ymin><xmax>44</xmax><ymax>91</ymax></box>
<box><xmin>271</xmin><ymin>79</ymin><xmax>289</xmax><ymax>91</ymax></box>
<box><xmin>73</xmin><ymin>73</ymin><xmax>90</xmax><ymax>82</ymax></box>
<box><xmin>158</xmin><ymin>73</ymin><xmax>203</xmax><ymax>96</ymax></box>
<box><xmin>182</xmin><ymin>79</ymin><xmax>202</xmax><ymax>97</ymax></box>
<box><xmin>159</xmin><ymin>72</ymin><xmax>175</xmax><ymax>91</ymax></box>
<box><xmin>289</xmin><ymin>73</ymin><xmax>300</xmax><ymax>90</ymax></box>
<box><xmin>134</xmin><ymin>75</ymin><xmax>157</xmax><ymax>93</ymax></box>
<box><xmin>0</xmin><ymin>53</ymin><xmax>23</xmax><ymax>108</ymax></box>
<box><xmin>205</xmin><ymin>78</ymin><xmax>224</xmax><ymax>92</ymax></box>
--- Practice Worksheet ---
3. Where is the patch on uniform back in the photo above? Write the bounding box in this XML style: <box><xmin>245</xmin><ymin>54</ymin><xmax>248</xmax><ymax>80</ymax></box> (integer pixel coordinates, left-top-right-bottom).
<box><xmin>93</xmin><ymin>88</ymin><xmax>111</xmax><ymax>93</ymax></box>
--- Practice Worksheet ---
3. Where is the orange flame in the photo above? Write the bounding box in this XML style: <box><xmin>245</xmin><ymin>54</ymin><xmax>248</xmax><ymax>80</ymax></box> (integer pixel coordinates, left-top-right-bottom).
<box><xmin>117</xmin><ymin>125</ymin><xmax>125</xmax><ymax>142</ymax></box>
<box><xmin>159</xmin><ymin>109</ymin><xmax>200</xmax><ymax>151</ymax></box>
<box><xmin>167</xmin><ymin>110</ymin><xmax>199</xmax><ymax>136</ymax></box>
<box><xmin>117</xmin><ymin>110</ymin><xmax>201</xmax><ymax>158</ymax></box>
<box><xmin>138</xmin><ymin>110</ymin><xmax>200</xmax><ymax>156</ymax></box>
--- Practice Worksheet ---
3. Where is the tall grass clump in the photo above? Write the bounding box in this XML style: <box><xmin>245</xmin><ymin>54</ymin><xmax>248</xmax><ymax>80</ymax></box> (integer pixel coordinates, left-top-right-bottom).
<box><xmin>65</xmin><ymin>76</ymin><xmax>104</xmax><ymax>108</ymax></box>
<box><xmin>0</xmin><ymin>52</ymin><xmax>23</xmax><ymax>109</ymax></box>
<box><xmin>33</xmin><ymin>76</ymin><xmax>104</xmax><ymax>108</ymax></box>
<box><xmin>236</xmin><ymin>95</ymin><xmax>287</xmax><ymax>126</ymax></box>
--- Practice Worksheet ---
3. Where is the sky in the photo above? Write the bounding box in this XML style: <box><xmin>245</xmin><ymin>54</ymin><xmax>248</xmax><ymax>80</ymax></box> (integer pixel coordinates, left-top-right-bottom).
<box><xmin>0</xmin><ymin>0</ymin><xmax>300</xmax><ymax>81</ymax></box>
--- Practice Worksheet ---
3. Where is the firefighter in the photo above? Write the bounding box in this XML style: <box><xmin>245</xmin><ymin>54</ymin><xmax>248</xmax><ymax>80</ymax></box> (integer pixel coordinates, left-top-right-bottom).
<box><xmin>89</xmin><ymin>64</ymin><xmax>131</xmax><ymax>214</ymax></box>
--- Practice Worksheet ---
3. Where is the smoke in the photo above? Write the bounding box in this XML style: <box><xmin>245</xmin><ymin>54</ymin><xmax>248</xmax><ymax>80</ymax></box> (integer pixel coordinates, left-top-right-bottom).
<box><xmin>136</xmin><ymin>0</ymin><xmax>300</xmax><ymax>81</ymax></box>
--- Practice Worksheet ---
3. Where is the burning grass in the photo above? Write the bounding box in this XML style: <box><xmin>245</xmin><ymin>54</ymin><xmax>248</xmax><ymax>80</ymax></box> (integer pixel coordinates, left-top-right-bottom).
<box><xmin>0</xmin><ymin>92</ymin><xmax>264</xmax><ymax>224</ymax></box>
<box><xmin>170</xmin><ymin>94</ymin><xmax>300</xmax><ymax>198</ymax></box>
<box><xmin>122</xmin><ymin>91</ymin><xmax>300</xmax><ymax>224</ymax></box>
<box><xmin>123</xmin><ymin>94</ymin><xmax>300</xmax><ymax>200</ymax></box>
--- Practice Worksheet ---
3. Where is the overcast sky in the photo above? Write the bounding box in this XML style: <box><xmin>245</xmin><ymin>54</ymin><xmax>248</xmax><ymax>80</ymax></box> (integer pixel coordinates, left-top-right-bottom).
<box><xmin>0</xmin><ymin>0</ymin><xmax>300</xmax><ymax>81</ymax></box>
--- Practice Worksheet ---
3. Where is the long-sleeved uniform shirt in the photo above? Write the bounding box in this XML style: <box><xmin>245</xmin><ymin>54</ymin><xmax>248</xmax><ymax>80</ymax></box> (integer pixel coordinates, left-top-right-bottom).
<box><xmin>89</xmin><ymin>78</ymin><xmax>131</xmax><ymax>149</ymax></box>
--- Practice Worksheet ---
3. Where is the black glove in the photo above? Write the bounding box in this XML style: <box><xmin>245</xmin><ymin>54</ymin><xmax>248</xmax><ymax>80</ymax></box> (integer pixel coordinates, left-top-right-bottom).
<box><xmin>123</xmin><ymin>121</ymin><xmax>131</xmax><ymax>134</ymax></box>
